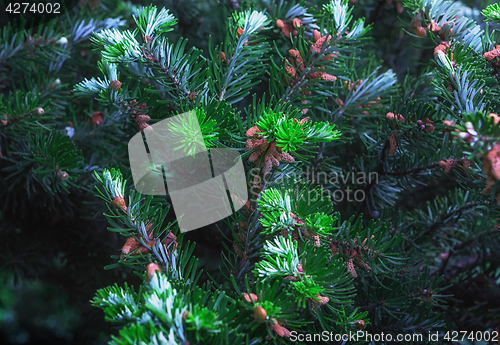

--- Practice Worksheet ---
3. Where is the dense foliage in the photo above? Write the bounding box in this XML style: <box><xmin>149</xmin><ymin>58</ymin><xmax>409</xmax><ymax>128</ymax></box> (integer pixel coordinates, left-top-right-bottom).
<box><xmin>1</xmin><ymin>0</ymin><xmax>500</xmax><ymax>344</ymax></box>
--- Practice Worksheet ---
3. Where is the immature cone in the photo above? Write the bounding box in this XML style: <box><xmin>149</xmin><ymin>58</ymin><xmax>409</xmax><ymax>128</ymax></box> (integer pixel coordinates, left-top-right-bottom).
<box><xmin>243</xmin><ymin>293</ymin><xmax>258</xmax><ymax>303</ymax></box>
<box><xmin>91</xmin><ymin>111</ymin><xmax>103</xmax><ymax>125</ymax></box>
<box><xmin>354</xmin><ymin>320</ymin><xmax>366</xmax><ymax>330</ymax></box>
<box><xmin>136</xmin><ymin>115</ymin><xmax>151</xmax><ymax>123</ymax></box>
<box><xmin>270</xmin><ymin>321</ymin><xmax>291</xmax><ymax>337</ymax></box>
<box><xmin>121</xmin><ymin>237</ymin><xmax>139</xmax><ymax>255</ymax></box>
<box><xmin>146</xmin><ymin>262</ymin><xmax>161</xmax><ymax>282</ymax></box>
<box><xmin>34</xmin><ymin>107</ymin><xmax>44</xmax><ymax>116</ymax></box>
<box><xmin>314</xmin><ymin>294</ymin><xmax>329</xmax><ymax>306</ymax></box>
<box><xmin>415</xmin><ymin>26</ymin><xmax>427</xmax><ymax>37</ymax></box>
<box><xmin>57</xmin><ymin>170</ymin><xmax>69</xmax><ymax>182</ymax></box>
<box><xmin>217</xmin><ymin>51</ymin><xmax>227</xmax><ymax>63</ymax></box>
<box><xmin>386</xmin><ymin>112</ymin><xmax>404</xmax><ymax>122</ymax></box>
<box><xmin>111</xmin><ymin>196</ymin><xmax>127</xmax><ymax>210</ymax></box>
<box><xmin>389</xmin><ymin>133</ymin><xmax>398</xmax><ymax>156</ymax></box>
<box><xmin>109</xmin><ymin>80</ymin><xmax>122</xmax><ymax>92</ymax></box>
<box><xmin>489</xmin><ymin>113</ymin><xmax>500</xmax><ymax>126</ymax></box>
<box><xmin>484</xmin><ymin>144</ymin><xmax>500</xmax><ymax>180</ymax></box>
<box><xmin>136</xmin><ymin>114</ymin><xmax>151</xmax><ymax>132</ymax></box>
<box><xmin>423</xmin><ymin>117</ymin><xmax>435</xmax><ymax>133</ymax></box>
<box><xmin>434</xmin><ymin>41</ymin><xmax>449</xmax><ymax>56</ymax></box>
<box><xmin>483</xmin><ymin>45</ymin><xmax>500</xmax><ymax>62</ymax></box>
<box><xmin>253</xmin><ymin>306</ymin><xmax>267</xmax><ymax>323</ymax></box>
<box><xmin>347</xmin><ymin>258</ymin><xmax>358</xmax><ymax>278</ymax></box>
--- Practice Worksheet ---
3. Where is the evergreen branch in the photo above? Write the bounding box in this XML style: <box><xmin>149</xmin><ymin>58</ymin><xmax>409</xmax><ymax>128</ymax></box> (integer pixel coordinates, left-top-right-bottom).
<box><xmin>323</xmin><ymin>0</ymin><xmax>353</xmax><ymax>35</ymax></box>
<box><xmin>133</xmin><ymin>5</ymin><xmax>177</xmax><ymax>38</ymax></box>
<box><xmin>91</xmin><ymin>28</ymin><xmax>142</xmax><ymax>62</ymax></box>
<box><xmin>72</xmin><ymin>17</ymin><xmax>127</xmax><ymax>44</ymax></box>
<box><xmin>217</xmin><ymin>10</ymin><xmax>270</xmax><ymax>104</ymax></box>
<box><xmin>336</xmin><ymin>68</ymin><xmax>397</xmax><ymax>119</ymax></box>
<box><xmin>482</xmin><ymin>3</ymin><xmax>500</xmax><ymax>24</ymax></box>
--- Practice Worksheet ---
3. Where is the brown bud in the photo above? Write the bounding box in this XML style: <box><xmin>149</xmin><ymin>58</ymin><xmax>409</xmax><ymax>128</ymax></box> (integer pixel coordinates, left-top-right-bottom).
<box><xmin>253</xmin><ymin>306</ymin><xmax>267</xmax><ymax>323</ymax></box>
<box><xmin>389</xmin><ymin>133</ymin><xmax>397</xmax><ymax>156</ymax></box>
<box><xmin>354</xmin><ymin>320</ymin><xmax>366</xmax><ymax>330</ymax></box>
<box><xmin>314</xmin><ymin>294</ymin><xmax>329</xmax><ymax>306</ymax></box>
<box><xmin>285</xmin><ymin>64</ymin><xmax>296</xmax><ymax>76</ymax></box>
<box><xmin>91</xmin><ymin>111</ymin><xmax>103</xmax><ymax>125</ymax></box>
<box><xmin>111</xmin><ymin>196</ymin><xmax>127</xmax><ymax>210</ymax></box>
<box><xmin>109</xmin><ymin>80</ymin><xmax>122</xmax><ymax>92</ymax></box>
<box><xmin>217</xmin><ymin>51</ymin><xmax>226</xmax><ymax>63</ymax></box>
<box><xmin>489</xmin><ymin>113</ymin><xmax>500</xmax><ymax>126</ymax></box>
<box><xmin>146</xmin><ymin>262</ymin><xmax>161</xmax><ymax>282</ymax></box>
<box><xmin>121</xmin><ymin>237</ymin><xmax>140</xmax><ymax>255</ymax></box>
<box><xmin>271</xmin><ymin>323</ymin><xmax>291</xmax><ymax>337</ymax></box>
<box><xmin>243</xmin><ymin>293</ymin><xmax>258</xmax><ymax>303</ymax></box>
<box><xmin>136</xmin><ymin>114</ymin><xmax>151</xmax><ymax>123</ymax></box>
<box><xmin>138</xmin><ymin>122</ymin><xmax>151</xmax><ymax>132</ymax></box>
<box><xmin>347</xmin><ymin>258</ymin><xmax>357</xmax><ymax>278</ymax></box>
<box><xmin>415</xmin><ymin>26</ymin><xmax>427</xmax><ymax>37</ymax></box>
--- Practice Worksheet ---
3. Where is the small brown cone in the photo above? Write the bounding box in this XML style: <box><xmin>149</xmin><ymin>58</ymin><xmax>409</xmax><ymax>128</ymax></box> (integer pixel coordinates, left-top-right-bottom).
<box><xmin>121</xmin><ymin>237</ymin><xmax>140</xmax><ymax>255</ymax></box>
<box><xmin>109</xmin><ymin>80</ymin><xmax>122</xmax><ymax>92</ymax></box>
<box><xmin>253</xmin><ymin>306</ymin><xmax>267</xmax><ymax>323</ymax></box>
<box><xmin>347</xmin><ymin>258</ymin><xmax>358</xmax><ymax>278</ymax></box>
<box><xmin>243</xmin><ymin>293</ymin><xmax>259</xmax><ymax>303</ymax></box>
<box><xmin>489</xmin><ymin>113</ymin><xmax>500</xmax><ymax>126</ymax></box>
<box><xmin>415</xmin><ymin>26</ymin><xmax>427</xmax><ymax>37</ymax></box>
<box><xmin>314</xmin><ymin>294</ymin><xmax>329</xmax><ymax>306</ymax></box>
<box><xmin>111</xmin><ymin>196</ymin><xmax>127</xmax><ymax>211</ymax></box>
<box><xmin>91</xmin><ymin>111</ymin><xmax>103</xmax><ymax>125</ymax></box>
<box><xmin>389</xmin><ymin>133</ymin><xmax>397</xmax><ymax>156</ymax></box>
<box><xmin>354</xmin><ymin>319</ymin><xmax>366</xmax><ymax>330</ymax></box>
<box><xmin>146</xmin><ymin>263</ymin><xmax>161</xmax><ymax>282</ymax></box>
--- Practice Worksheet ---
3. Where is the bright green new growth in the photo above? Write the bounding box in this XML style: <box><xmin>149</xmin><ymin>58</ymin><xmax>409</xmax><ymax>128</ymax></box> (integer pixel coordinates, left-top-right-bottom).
<box><xmin>254</xmin><ymin>109</ymin><xmax>341</xmax><ymax>152</ymax></box>
<box><xmin>4</xmin><ymin>0</ymin><xmax>499</xmax><ymax>342</ymax></box>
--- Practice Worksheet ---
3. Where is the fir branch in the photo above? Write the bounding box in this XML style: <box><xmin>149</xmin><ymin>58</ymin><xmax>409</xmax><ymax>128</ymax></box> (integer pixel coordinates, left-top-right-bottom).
<box><xmin>216</xmin><ymin>10</ymin><xmax>270</xmax><ymax>104</ymax></box>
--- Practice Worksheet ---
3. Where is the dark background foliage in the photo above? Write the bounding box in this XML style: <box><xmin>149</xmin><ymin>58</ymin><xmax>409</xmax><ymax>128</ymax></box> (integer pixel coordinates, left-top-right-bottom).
<box><xmin>0</xmin><ymin>0</ymin><xmax>499</xmax><ymax>344</ymax></box>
